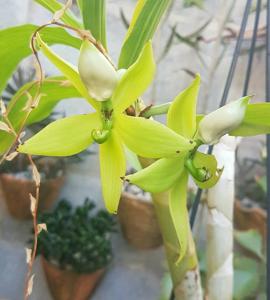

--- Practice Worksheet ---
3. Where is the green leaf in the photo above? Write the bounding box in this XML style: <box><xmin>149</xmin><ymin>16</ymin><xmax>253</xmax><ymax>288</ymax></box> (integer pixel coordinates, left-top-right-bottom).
<box><xmin>169</xmin><ymin>171</ymin><xmax>189</xmax><ymax>264</ymax></box>
<box><xmin>81</xmin><ymin>0</ymin><xmax>107</xmax><ymax>49</ymax></box>
<box><xmin>116</xmin><ymin>115</ymin><xmax>195</xmax><ymax>158</ymax></box>
<box><xmin>192</xmin><ymin>151</ymin><xmax>222</xmax><ymax>189</ymax></box>
<box><xmin>99</xmin><ymin>131</ymin><xmax>126</xmax><ymax>213</ymax></box>
<box><xmin>18</xmin><ymin>113</ymin><xmax>101</xmax><ymax>156</ymax></box>
<box><xmin>77</xmin><ymin>0</ymin><xmax>83</xmax><ymax>12</ymax></box>
<box><xmin>125</xmin><ymin>157</ymin><xmax>184</xmax><ymax>193</ymax></box>
<box><xmin>118</xmin><ymin>0</ymin><xmax>172</xmax><ymax>68</ymax></box>
<box><xmin>34</xmin><ymin>0</ymin><xmax>82</xmax><ymax>28</ymax></box>
<box><xmin>0</xmin><ymin>24</ymin><xmax>81</xmax><ymax>94</ymax></box>
<box><xmin>36</xmin><ymin>34</ymin><xmax>99</xmax><ymax>110</ymax></box>
<box><xmin>230</xmin><ymin>103</ymin><xmax>270</xmax><ymax>136</ymax></box>
<box><xmin>0</xmin><ymin>77</ymin><xmax>82</xmax><ymax>155</ymax></box>
<box><xmin>167</xmin><ymin>74</ymin><xmax>200</xmax><ymax>138</ymax></box>
<box><xmin>234</xmin><ymin>256</ymin><xmax>260</xmax><ymax>300</ymax></box>
<box><xmin>113</xmin><ymin>42</ymin><xmax>156</xmax><ymax>113</ymax></box>
<box><xmin>124</xmin><ymin>0</ymin><xmax>146</xmax><ymax>41</ymax></box>
<box><xmin>234</xmin><ymin>230</ymin><xmax>264</xmax><ymax>260</ymax></box>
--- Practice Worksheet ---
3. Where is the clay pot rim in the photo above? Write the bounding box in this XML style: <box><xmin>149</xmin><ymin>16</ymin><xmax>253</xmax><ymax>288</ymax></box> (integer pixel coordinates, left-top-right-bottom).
<box><xmin>121</xmin><ymin>191</ymin><xmax>153</xmax><ymax>209</ymax></box>
<box><xmin>41</xmin><ymin>255</ymin><xmax>106</xmax><ymax>275</ymax></box>
<box><xmin>0</xmin><ymin>172</ymin><xmax>65</xmax><ymax>184</ymax></box>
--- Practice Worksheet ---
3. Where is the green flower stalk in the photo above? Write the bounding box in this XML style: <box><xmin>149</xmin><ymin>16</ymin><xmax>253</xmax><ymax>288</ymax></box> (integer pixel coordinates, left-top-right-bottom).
<box><xmin>17</xmin><ymin>35</ymin><xmax>194</xmax><ymax>214</ymax></box>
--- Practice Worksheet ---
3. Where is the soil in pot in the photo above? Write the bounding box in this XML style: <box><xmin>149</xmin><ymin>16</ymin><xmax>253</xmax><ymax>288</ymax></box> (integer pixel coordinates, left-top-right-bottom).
<box><xmin>0</xmin><ymin>156</ymin><xmax>65</xmax><ymax>219</ymax></box>
<box><xmin>42</xmin><ymin>257</ymin><xmax>105</xmax><ymax>300</ymax></box>
<box><xmin>118</xmin><ymin>183</ymin><xmax>163</xmax><ymax>250</ymax></box>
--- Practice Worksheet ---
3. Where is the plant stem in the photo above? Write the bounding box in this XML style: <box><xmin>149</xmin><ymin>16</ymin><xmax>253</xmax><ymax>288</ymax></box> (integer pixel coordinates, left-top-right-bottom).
<box><xmin>153</xmin><ymin>190</ymin><xmax>203</xmax><ymax>300</ymax></box>
<box><xmin>139</xmin><ymin>102</ymin><xmax>171</xmax><ymax>118</ymax></box>
<box><xmin>139</xmin><ymin>157</ymin><xmax>203</xmax><ymax>300</ymax></box>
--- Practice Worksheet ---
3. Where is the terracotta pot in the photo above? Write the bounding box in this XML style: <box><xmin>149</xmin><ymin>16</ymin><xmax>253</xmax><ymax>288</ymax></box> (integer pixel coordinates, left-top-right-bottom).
<box><xmin>42</xmin><ymin>257</ymin><xmax>105</xmax><ymax>300</ymax></box>
<box><xmin>234</xmin><ymin>200</ymin><xmax>266</xmax><ymax>241</ymax></box>
<box><xmin>0</xmin><ymin>173</ymin><xmax>65</xmax><ymax>220</ymax></box>
<box><xmin>118</xmin><ymin>191</ymin><xmax>163</xmax><ymax>250</ymax></box>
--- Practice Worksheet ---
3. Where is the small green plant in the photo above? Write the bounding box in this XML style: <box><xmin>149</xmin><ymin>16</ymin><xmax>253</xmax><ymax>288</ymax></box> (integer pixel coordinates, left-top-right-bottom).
<box><xmin>36</xmin><ymin>198</ymin><xmax>116</xmax><ymax>273</ymax></box>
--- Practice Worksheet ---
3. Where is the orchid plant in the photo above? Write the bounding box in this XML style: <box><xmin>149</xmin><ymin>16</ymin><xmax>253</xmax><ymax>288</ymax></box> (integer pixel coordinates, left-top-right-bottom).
<box><xmin>1</xmin><ymin>0</ymin><xmax>270</xmax><ymax>299</ymax></box>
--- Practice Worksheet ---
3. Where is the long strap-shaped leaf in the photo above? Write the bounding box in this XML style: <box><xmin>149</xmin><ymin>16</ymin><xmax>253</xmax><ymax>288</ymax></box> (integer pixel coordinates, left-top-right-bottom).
<box><xmin>81</xmin><ymin>0</ymin><xmax>107</xmax><ymax>49</ymax></box>
<box><xmin>230</xmin><ymin>103</ymin><xmax>270</xmax><ymax>136</ymax></box>
<box><xmin>118</xmin><ymin>0</ymin><xmax>172</xmax><ymax>68</ymax></box>
<box><xmin>0</xmin><ymin>24</ymin><xmax>81</xmax><ymax>94</ymax></box>
<box><xmin>34</xmin><ymin>0</ymin><xmax>82</xmax><ymax>28</ymax></box>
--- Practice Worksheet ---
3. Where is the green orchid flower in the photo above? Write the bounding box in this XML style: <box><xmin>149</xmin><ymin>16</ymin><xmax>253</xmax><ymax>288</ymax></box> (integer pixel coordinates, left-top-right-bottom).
<box><xmin>125</xmin><ymin>75</ymin><xmax>250</xmax><ymax>193</ymax></box>
<box><xmin>18</xmin><ymin>35</ymin><xmax>195</xmax><ymax>213</ymax></box>
<box><xmin>125</xmin><ymin>74</ymin><xmax>250</xmax><ymax>262</ymax></box>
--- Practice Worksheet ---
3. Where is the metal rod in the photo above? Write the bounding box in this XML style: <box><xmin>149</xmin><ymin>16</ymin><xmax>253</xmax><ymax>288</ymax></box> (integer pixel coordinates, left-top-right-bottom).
<box><xmin>265</xmin><ymin>0</ymin><xmax>270</xmax><ymax>299</ymax></box>
<box><xmin>243</xmin><ymin>0</ymin><xmax>261</xmax><ymax>96</ymax></box>
<box><xmin>189</xmin><ymin>0</ymin><xmax>252</xmax><ymax>229</ymax></box>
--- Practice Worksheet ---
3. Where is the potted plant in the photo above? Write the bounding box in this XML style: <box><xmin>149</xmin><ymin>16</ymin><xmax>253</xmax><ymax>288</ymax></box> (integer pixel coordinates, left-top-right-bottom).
<box><xmin>35</xmin><ymin>198</ymin><xmax>116</xmax><ymax>300</ymax></box>
<box><xmin>0</xmin><ymin>68</ymin><xmax>66</xmax><ymax>219</ymax></box>
<box><xmin>118</xmin><ymin>176</ymin><xmax>163</xmax><ymax>250</ymax></box>
<box><xmin>0</xmin><ymin>155</ymin><xmax>65</xmax><ymax>219</ymax></box>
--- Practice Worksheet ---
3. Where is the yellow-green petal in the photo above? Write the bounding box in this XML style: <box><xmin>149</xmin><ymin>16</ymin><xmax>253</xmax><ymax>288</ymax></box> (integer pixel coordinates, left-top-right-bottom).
<box><xmin>18</xmin><ymin>113</ymin><xmax>100</xmax><ymax>156</ymax></box>
<box><xmin>126</xmin><ymin>156</ymin><xmax>185</xmax><ymax>193</ymax></box>
<box><xmin>167</xmin><ymin>74</ymin><xmax>200</xmax><ymax>138</ymax></box>
<box><xmin>116</xmin><ymin>115</ymin><xmax>194</xmax><ymax>158</ymax></box>
<box><xmin>36</xmin><ymin>34</ymin><xmax>99</xmax><ymax>109</ymax></box>
<box><xmin>99</xmin><ymin>131</ymin><xmax>126</xmax><ymax>213</ymax></box>
<box><xmin>169</xmin><ymin>171</ymin><xmax>189</xmax><ymax>264</ymax></box>
<box><xmin>113</xmin><ymin>42</ymin><xmax>156</xmax><ymax>113</ymax></box>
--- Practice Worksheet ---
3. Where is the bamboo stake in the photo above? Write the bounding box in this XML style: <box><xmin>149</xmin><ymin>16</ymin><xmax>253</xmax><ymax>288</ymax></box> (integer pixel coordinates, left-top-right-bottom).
<box><xmin>206</xmin><ymin>135</ymin><xmax>237</xmax><ymax>300</ymax></box>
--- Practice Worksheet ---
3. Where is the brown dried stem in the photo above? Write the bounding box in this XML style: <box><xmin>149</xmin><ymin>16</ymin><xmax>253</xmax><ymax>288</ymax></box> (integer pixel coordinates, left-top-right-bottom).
<box><xmin>23</xmin><ymin>155</ymin><xmax>41</xmax><ymax>300</ymax></box>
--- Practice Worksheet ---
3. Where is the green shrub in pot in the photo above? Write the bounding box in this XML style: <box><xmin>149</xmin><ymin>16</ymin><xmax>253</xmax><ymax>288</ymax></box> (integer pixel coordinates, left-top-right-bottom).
<box><xmin>36</xmin><ymin>198</ymin><xmax>116</xmax><ymax>273</ymax></box>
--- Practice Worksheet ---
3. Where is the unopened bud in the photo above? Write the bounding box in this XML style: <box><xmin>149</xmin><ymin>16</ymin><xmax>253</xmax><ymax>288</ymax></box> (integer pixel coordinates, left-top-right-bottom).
<box><xmin>198</xmin><ymin>96</ymin><xmax>249</xmax><ymax>145</ymax></box>
<box><xmin>78</xmin><ymin>40</ymin><xmax>118</xmax><ymax>101</ymax></box>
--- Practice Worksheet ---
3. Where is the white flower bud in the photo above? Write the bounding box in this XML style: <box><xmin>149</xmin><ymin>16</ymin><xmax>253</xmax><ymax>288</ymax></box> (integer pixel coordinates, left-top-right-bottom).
<box><xmin>78</xmin><ymin>40</ymin><xmax>118</xmax><ymax>101</ymax></box>
<box><xmin>198</xmin><ymin>96</ymin><xmax>249</xmax><ymax>145</ymax></box>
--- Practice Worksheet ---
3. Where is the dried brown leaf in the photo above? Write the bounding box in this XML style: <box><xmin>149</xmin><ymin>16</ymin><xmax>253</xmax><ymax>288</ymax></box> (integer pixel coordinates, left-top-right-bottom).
<box><xmin>32</xmin><ymin>164</ymin><xmax>41</xmax><ymax>187</ymax></box>
<box><xmin>37</xmin><ymin>223</ymin><xmax>47</xmax><ymax>234</ymax></box>
<box><xmin>19</xmin><ymin>131</ymin><xmax>26</xmax><ymax>140</ymax></box>
<box><xmin>5</xmin><ymin>151</ymin><xmax>19</xmax><ymax>161</ymax></box>
<box><xmin>25</xmin><ymin>248</ymin><xmax>32</xmax><ymax>264</ymax></box>
<box><xmin>60</xmin><ymin>80</ymin><xmax>72</xmax><ymax>87</ymax></box>
<box><xmin>29</xmin><ymin>194</ymin><xmax>37</xmax><ymax>216</ymax></box>
<box><xmin>22</xmin><ymin>92</ymin><xmax>33</xmax><ymax>112</ymax></box>
<box><xmin>31</xmin><ymin>93</ymin><xmax>46</xmax><ymax>109</ymax></box>
<box><xmin>27</xmin><ymin>274</ymin><xmax>35</xmax><ymax>296</ymax></box>
<box><xmin>52</xmin><ymin>0</ymin><xmax>73</xmax><ymax>22</ymax></box>
<box><xmin>0</xmin><ymin>121</ymin><xmax>11</xmax><ymax>133</ymax></box>
<box><xmin>0</xmin><ymin>99</ymin><xmax>7</xmax><ymax>116</ymax></box>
